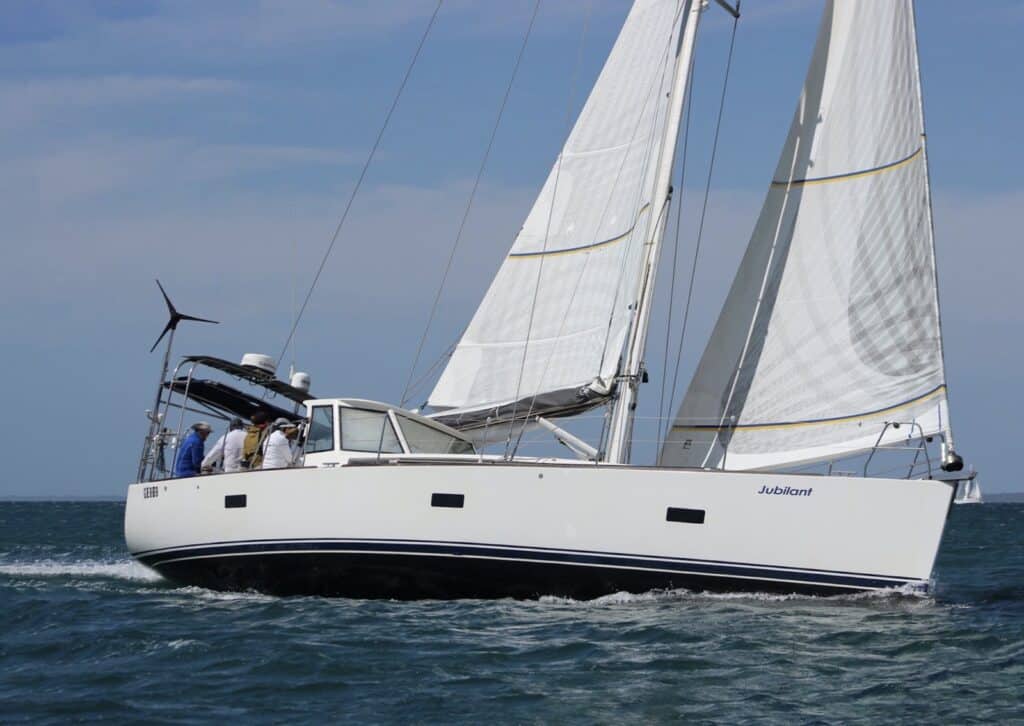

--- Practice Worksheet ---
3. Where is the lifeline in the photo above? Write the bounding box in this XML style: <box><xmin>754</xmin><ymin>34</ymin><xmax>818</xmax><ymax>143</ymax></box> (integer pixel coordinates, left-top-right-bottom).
<box><xmin>757</xmin><ymin>484</ymin><xmax>813</xmax><ymax>497</ymax></box>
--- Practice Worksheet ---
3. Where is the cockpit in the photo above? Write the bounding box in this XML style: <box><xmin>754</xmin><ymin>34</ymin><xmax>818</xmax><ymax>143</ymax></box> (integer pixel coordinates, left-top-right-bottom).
<box><xmin>302</xmin><ymin>399</ymin><xmax>475</xmax><ymax>467</ymax></box>
<box><xmin>137</xmin><ymin>353</ymin><xmax>477</xmax><ymax>483</ymax></box>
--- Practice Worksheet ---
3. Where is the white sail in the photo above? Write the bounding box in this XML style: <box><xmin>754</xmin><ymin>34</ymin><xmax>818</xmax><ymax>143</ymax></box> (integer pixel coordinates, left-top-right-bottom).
<box><xmin>429</xmin><ymin>0</ymin><xmax>689</xmax><ymax>429</ymax></box>
<box><xmin>661</xmin><ymin>1</ymin><xmax>952</xmax><ymax>471</ymax></box>
<box><xmin>954</xmin><ymin>478</ymin><xmax>983</xmax><ymax>504</ymax></box>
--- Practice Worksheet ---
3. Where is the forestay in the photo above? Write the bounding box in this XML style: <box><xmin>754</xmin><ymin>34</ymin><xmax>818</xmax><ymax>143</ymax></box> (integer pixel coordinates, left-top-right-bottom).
<box><xmin>661</xmin><ymin>0</ymin><xmax>952</xmax><ymax>471</ymax></box>
<box><xmin>429</xmin><ymin>0</ymin><xmax>689</xmax><ymax>429</ymax></box>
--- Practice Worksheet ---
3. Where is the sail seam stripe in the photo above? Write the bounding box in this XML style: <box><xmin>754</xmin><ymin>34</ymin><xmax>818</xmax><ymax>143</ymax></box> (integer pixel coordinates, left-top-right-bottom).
<box><xmin>770</xmin><ymin>146</ymin><xmax>922</xmax><ymax>187</ymax></box>
<box><xmin>672</xmin><ymin>385</ymin><xmax>946</xmax><ymax>432</ymax></box>
<box><xmin>508</xmin><ymin>203</ymin><xmax>651</xmax><ymax>259</ymax></box>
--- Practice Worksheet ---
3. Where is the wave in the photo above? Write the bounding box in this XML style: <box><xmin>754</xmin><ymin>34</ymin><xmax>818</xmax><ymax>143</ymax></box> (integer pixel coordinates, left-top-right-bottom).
<box><xmin>0</xmin><ymin>560</ymin><xmax>934</xmax><ymax>607</ymax></box>
<box><xmin>537</xmin><ymin>582</ymin><xmax>933</xmax><ymax>606</ymax></box>
<box><xmin>167</xmin><ymin>585</ymin><xmax>281</xmax><ymax>603</ymax></box>
<box><xmin>0</xmin><ymin>558</ymin><xmax>165</xmax><ymax>583</ymax></box>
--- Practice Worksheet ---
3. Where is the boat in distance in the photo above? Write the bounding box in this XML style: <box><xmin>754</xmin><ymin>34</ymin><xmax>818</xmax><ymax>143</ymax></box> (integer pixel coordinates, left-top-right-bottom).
<box><xmin>126</xmin><ymin>0</ymin><xmax>973</xmax><ymax>599</ymax></box>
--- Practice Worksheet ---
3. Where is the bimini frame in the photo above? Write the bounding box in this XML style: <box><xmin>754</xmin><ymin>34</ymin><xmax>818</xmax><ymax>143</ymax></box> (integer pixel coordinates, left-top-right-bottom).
<box><xmin>136</xmin><ymin>355</ymin><xmax>312</xmax><ymax>483</ymax></box>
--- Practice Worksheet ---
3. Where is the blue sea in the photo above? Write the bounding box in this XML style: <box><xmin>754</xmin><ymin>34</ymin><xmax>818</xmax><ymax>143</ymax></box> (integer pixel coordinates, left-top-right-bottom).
<box><xmin>1</xmin><ymin>501</ymin><xmax>1021</xmax><ymax>723</ymax></box>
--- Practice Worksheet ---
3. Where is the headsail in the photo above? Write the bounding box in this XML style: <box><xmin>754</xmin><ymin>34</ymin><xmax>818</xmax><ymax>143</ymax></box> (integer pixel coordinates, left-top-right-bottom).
<box><xmin>429</xmin><ymin>0</ymin><xmax>690</xmax><ymax>429</ymax></box>
<box><xmin>661</xmin><ymin>0</ymin><xmax>952</xmax><ymax>471</ymax></box>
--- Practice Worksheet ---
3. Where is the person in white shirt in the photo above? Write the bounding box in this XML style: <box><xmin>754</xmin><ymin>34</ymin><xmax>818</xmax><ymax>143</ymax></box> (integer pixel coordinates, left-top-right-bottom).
<box><xmin>260</xmin><ymin>418</ymin><xmax>300</xmax><ymax>469</ymax></box>
<box><xmin>201</xmin><ymin>418</ymin><xmax>246</xmax><ymax>473</ymax></box>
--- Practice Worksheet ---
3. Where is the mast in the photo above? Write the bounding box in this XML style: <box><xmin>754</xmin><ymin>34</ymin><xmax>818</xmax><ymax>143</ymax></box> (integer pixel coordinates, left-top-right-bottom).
<box><xmin>605</xmin><ymin>0</ymin><xmax>706</xmax><ymax>464</ymax></box>
<box><xmin>909</xmin><ymin>0</ymin><xmax>955</xmax><ymax>453</ymax></box>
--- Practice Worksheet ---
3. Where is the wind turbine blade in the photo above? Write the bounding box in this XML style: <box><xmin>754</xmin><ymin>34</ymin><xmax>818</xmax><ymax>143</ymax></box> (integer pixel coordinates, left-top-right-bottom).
<box><xmin>155</xmin><ymin>279</ymin><xmax>177</xmax><ymax>315</ymax></box>
<box><xmin>179</xmin><ymin>314</ymin><xmax>219</xmax><ymax>325</ymax></box>
<box><xmin>149</xmin><ymin>320</ymin><xmax>174</xmax><ymax>353</ymax></box>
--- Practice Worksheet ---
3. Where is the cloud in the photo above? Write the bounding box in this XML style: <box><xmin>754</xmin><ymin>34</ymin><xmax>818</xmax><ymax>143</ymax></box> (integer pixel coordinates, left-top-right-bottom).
<box><xmin>0</xmin><ymin>0</ymin><xmax>621</xmax><ymax>75</ymax></box>
<box><xmin>0</xmin><ymin>75</ymin><xmax>242</xmax><ymax>131</ymax></box>
<box><xmin>5</xmin><ymin>137</ymin><xmax>358</xmax><ymax>206</ymax></box>
<box><xmin>0</xmin><ymin>165</ymin><xmax>534</xmax><ymax>311</ymax></box>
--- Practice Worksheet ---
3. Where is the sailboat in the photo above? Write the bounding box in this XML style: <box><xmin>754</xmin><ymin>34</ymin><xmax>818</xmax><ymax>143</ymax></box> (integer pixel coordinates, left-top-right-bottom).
<box><xmin>125</xmin><ymin>0</ymin><xmax>972</xmax><ymax>598</ymax></box>
<box><xmin>955</xmin><ymin>478</ymin><xmax>983</xmax><ymax>505</ymax></box>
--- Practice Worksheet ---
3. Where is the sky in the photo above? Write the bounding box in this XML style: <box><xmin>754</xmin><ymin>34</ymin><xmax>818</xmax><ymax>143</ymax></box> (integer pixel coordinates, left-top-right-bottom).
<box><xmin>0</xmin><ymin>0</ymin><xmax>1021</xmax><ymax>497</ymax></box>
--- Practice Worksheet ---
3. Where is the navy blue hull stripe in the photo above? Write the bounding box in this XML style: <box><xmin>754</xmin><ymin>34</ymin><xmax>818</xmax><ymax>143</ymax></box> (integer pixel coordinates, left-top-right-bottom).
<box><xmin>136</xmin><ymin>540</ymin><xmax>914</xmax><ymax>591</ymax></box>
<box><xmin>131</xmin><ymin>537</ymin><xmax>913</xmax><ymax>581</ymax></box>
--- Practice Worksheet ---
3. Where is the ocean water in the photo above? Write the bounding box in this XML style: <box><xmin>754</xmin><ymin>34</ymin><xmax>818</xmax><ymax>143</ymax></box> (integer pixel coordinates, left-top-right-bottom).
<box><xmin>1</xmin><ymin>502</ymin><xmax>1021</xmax><ymax>724</ymax></box>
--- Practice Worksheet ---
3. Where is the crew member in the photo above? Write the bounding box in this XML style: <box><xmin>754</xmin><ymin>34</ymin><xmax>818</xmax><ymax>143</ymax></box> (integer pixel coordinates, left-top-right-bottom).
<box><xmin>174</xmin><ymin>422</ymin><xmax>212</xmax><ymax>478</ymax></box>
<box><xmin>240</xmin><ymin>411</ymin><xmax>272</xmax><ymax>469</ymax></box>
<box><xmin>201</xmin><ymin>418</ymin><xmax>246</xmax><ymax>473</ymax></box>
<box><xmin>261</xmin><ymin>418</ymin><xmax>300</xmax><ymax>469</ymax></box>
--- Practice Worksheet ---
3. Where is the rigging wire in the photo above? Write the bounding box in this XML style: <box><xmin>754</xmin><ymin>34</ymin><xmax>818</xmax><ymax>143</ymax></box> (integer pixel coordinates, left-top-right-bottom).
<box><xmin>508</xmin><ymin>1</ymin><xmax>682</xmax><ymax>460</ymax></box>
<box><xmin>505</xmin><ymin>1</ymin><xmax>595</xmax><ymax>458</ymax></box>
<box><xmin>400</xmin><ymin>0</ymin><xmax>543</xmax><ymax>410</ymax></box>
<box><xmin>402</xmin><ymin>337</ymin><xmax>460</xmax><ymax>407</ymax></box>
<box><xmin>655</xmin><ymin>62</ymin><xmax>696</xmax><ymax>452</ymax></box>
<box><xmin>661</xmin><ymin>9</ymin><xmax>741</xmax><ymax>462</ymax></box>
<box><xmin>593</xmin><ymin>3</ymin><xmax>684</xmax><ymax>380</ymax></box>
<box><xmin>290</xmin><ymin>237</ymin><xmax>297</xmax><ymax>375</ymax></box>
<box><xmin>590</xmin><ymin>0</ymin><xmax>689</xmax><ymax>464</ymax></box>
<box><xmin>276</xmin><ymin>0</ymin><xmax>444</xmax><ymax>366</ymax></box>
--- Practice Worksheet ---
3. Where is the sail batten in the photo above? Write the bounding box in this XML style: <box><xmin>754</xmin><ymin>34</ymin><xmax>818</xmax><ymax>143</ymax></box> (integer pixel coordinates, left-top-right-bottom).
<box><xmin>429</xmin><ymin>0</ymin><xmax>690</xmax><ymax>427</ymax></box>
<box><xmin>661</xmin><ymin>0</ymin><xmax>952</xmax><ymax>471</ymax></box>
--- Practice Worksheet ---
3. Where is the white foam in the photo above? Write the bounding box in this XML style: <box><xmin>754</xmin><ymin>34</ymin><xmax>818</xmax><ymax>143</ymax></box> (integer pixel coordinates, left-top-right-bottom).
<box><xmin>169</xmin><ymin>585</ymin><xmax>280</xmax><ymax>603</ymax></box>
<box><xmin>538</xmin><ymin>583</ymin><xmax>934</xmax><ymax>607</ymax></box>
<box><xmin>166</xmin><ymin>639</ymin><xmax>204</xmax><ymax>650</ymax></box>
<box><xmin>0</xmin><ymin>559</ymin><xmax>164</xmax><ymax>582</ymax></box>
<box><xmin>838</xmin><ymin>581</ymin><xmax>933</xmax><ymax>601</ymax></box>
<box><xmin>538</xmin><ymin>589</ymin><xmax>694</xmax><ymax>606</ymax></box>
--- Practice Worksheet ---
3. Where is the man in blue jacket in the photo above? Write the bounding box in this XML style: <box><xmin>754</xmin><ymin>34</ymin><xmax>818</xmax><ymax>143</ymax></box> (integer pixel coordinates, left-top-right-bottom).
<box><xmin>174</xmin><ymin>421</ymin><xmax>213</xmax><ymax>478</ymax></box>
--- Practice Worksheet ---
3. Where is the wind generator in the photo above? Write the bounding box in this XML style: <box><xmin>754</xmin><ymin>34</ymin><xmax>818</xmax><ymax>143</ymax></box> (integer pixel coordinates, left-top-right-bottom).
<box><xmin>138</xmin><ymin>280</ymin><xmax>218</xmax><ymax>479</ymax></box>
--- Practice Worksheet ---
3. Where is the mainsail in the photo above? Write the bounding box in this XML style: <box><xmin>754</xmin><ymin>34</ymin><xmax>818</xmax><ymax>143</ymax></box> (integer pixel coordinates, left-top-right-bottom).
<box><xmin>429</xmin><ymin>0</ymin><xmax>691</xmax><ymax>429</ymax></box>
<box><xmin>661</xmin><ymin>0</ymin><xmax>953</xmax><ymax>471</ymax></box>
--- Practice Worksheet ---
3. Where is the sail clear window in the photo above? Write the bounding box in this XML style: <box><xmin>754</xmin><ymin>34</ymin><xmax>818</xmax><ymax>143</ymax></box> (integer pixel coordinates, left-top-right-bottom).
<box><xmin>397</xmin><ymin>416</ymin><xmax>475</xmax><ymax>455</ymax></box>
<box><xmin>304</xmin><ymin>405</ymin><xmax>334</xmax><ymax>454</ymax></box>
<box><xmin>340</xmin><ymin>408</ymin><xmax>403</xmax><ymax>454</ymax></box>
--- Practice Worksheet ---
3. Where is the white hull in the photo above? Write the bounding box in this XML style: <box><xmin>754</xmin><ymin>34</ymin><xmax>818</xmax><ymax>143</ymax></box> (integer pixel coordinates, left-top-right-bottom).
<box><xmin>125</xmin><ymin>462</ymin><xmax>955</xmax><ymax>598</ymax></box>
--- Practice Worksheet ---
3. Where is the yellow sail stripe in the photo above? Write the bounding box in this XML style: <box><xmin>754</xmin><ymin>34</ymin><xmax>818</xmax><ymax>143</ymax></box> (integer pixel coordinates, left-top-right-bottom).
<box><xmin>770</xmin><ymin>147</ymin><xmax>923</xmax><ymax>188</ymax></box>
<box><xmin>508</xmin><ymin>203</ymin><xmax>651</xmax><ymax>260</ymax></box>
<box><xmin>671</xmin><ymin>385</ymin><xmax>946</xmax><ymax>433</ymax></box>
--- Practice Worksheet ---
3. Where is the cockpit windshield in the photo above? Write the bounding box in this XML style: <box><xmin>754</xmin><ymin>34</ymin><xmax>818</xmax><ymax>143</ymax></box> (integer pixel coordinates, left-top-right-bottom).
<box><xmin>397</xmin><ymin>415</ymin><xmax>475</xmax><ymax>455</ymax></box>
